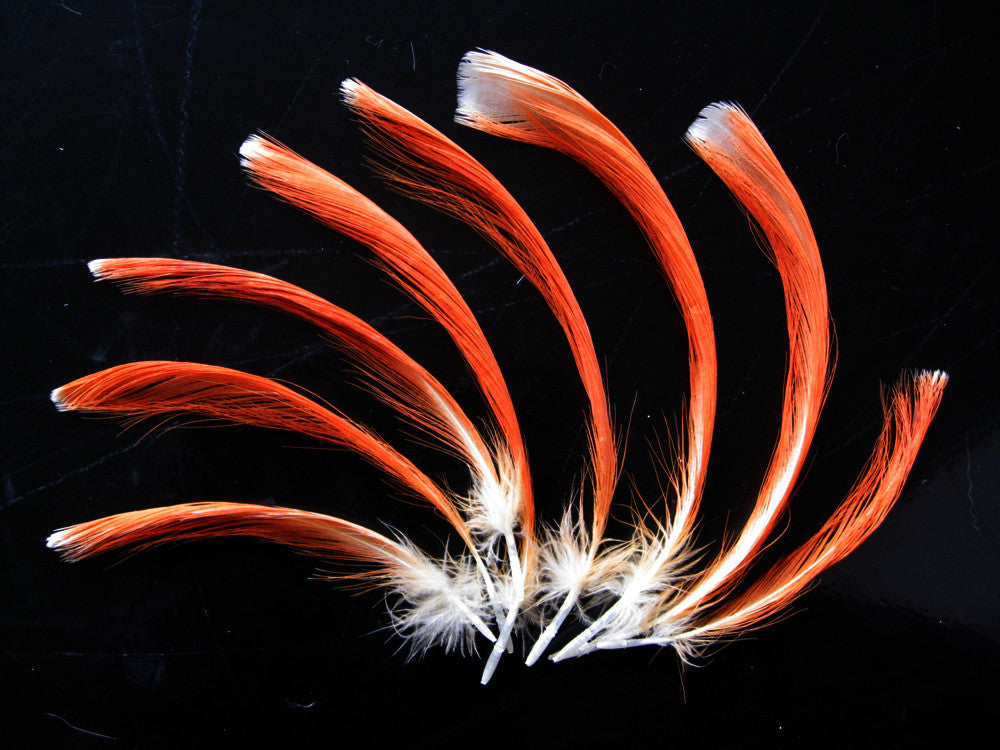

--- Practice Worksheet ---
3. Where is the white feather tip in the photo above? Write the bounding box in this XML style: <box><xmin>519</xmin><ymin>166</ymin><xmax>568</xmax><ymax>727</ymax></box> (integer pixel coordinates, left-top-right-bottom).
<box><xmin>46</xmin><ymin>528</ymin><xmax>69</xmax><ymax>549</ymax></box>
<box><xmin>456</xmin><ymin>49</ymin><xmax>523</xmax><ymax>123</ymax></box>
<box><xmin>86</xmin><ymin>259</ymin><xmax>110</xmax><ymax>279</ymax></box>
<box><xmin>919</xmin><ymin>369</ymin><xmax>949</xmax><ymax>387</ymax></box>
<box><xmin>238</xmin><ymin>134</ymin><xmax>269</xmax><ymax>165</ymax></box>
<box><xmin>685</xmin><ymin>102</ymin><xmax>743</xmax><ymax>146</ymax></box>
<box><xmin>339</xmin><ymin>77</ymin><xmax>363</xmax><ymax>105</ymax></box>
<box><xmin>50</xmin><ymin>386</ymin><xmax>69</xmax><ymax>411</ymax></box>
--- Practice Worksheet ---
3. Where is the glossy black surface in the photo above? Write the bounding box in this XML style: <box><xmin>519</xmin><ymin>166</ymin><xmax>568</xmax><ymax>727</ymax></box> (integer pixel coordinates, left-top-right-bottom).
<box><xmin>3</xmin><ymin>1</ymin><xmax>997</xmax><ymax>746</ymax></box>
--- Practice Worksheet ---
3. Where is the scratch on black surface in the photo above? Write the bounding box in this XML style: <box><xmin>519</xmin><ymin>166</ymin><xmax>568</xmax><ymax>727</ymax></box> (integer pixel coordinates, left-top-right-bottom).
<box><xmin>897</xmin><ymin>250</ymin><xmax>997</xmax><ymax>368</ymax></box>
<box><xmin>276</xmin><ymin>7</ymin><xmax>357</xmax><ymax>132</ymax></box>
<box><xmin>657</xmin><ymin>159</ymin><xmax>700</xmax><ymax>186</ymax></box>
<box><xmin>810</xmin><ymin>161</ymin><xmax>999</xmax><ymax>236</ymax></box>
<box><xmin>721</xmin><ymin>318</ymin><xmax>784</xmax><ymax>417</ymax></box>
<box><xmin>685</xmin><ymin>5</ymin><xmax>828</xmax><ymax>211</ymax></box>
<box><xmin>606</xmin><ymin>274</ymin><xmax>657</xmax><ymax>365</ymax></box>
<box><xmin>218</xmin><ymin>7</ymin><xmax>357</xmax><ymax>250</ymax></box>
<box><xmin>53</xmin><ymin>1</ymin><xmax>82</xmax><ymax>16</ymax></box>
<box><xmin>543</xmin><ymin>206</ymin><xmax>607</xmax><ymax>238</ymax></box>
<box><xmin>286</xmin><ymin>698</ymin><xmax>321</xmax><ymax>710</ymax></box>
<box><xmin>635</xmin><ymin>67</ymin><xmax>701</xmax><ymax>137</ymax></box>
<box><xmin>195</xmin><ymin>575</ymin><xmax>245</xmax><ymax>700</ymax></box>
<box><xmin>92</xmin><ymin>123</ymin><xmax>126</xmax><ymax>209</ymax></box>
<box><xmin>3</xmin><ymin>445</ymin><xmax>135</xmax><ymax>509</ymax></box>
<box><xmin>454</xmin><ymin>255</ymin><xmax>503</xmax><ymax>282</ymax></box>
<box><xmin>839</xmin><ymin>318</ymin><xmax>937</xmax><ymax>351</ymax></box>
<box><xmin>43</xmin><ymin>712</ymin><xmax>117</xmax><ymax>741</ymax></box>
<box><xmin>826</xmin><ymin>251</ymin><xmax>996</xmax><ymax>455</ymax></box>
<box><xmin>752</xmin><ymin>2</ymin><xmax>829</xmax><ymax>116</ymax></box>
<box><xmin>130</xmin><ymin>1</ymin><xmax>216</xmax><ymax>251</ymax></box>
<box><xmin>965</xmin><ymin>433</ymin><xmax>983</xmax><ymax>539</ymax></box>
<box><xmin>834</xmin><ymin>95</ymin><xmax>916</xmax><ymax>221</ymax></box>
<box><xmin>833</xmin><ymin>132</ymin><xmax>848</xmax><ymax>166</ymax></box>
<box><xmin>943</xmin><ymin>330</ymin><xmax>997</xmax><ymax>372</ymax></box>
<box><xmin>131</xmin><ymin>2</ymin><xmax>169</xmax><ymax>153</ymax></box>
<box><xmin>766</xmin><ymin>31</ymin><xmax>980</xmax><ymax>132</ymax></box>
<box><xmin>171</xmin><ymin>0</ymin><xmax>203</xmax><ymax>252</ymax></box>
<box><xmin>263</xmin><ymin>342</ymin><xmax>330</xmax><ymax>377</ymax></box>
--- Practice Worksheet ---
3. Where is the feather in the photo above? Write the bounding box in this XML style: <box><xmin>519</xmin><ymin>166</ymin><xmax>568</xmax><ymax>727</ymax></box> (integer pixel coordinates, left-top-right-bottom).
<box><xmin>455</xmin><ymin>50</ymin><xmax>716</xmax><ymax>546</ymax></box>
<box><xmin>669</xmin><ymin>369</ymin><xmax>949</xmax><ymax>648</ymax></box>
<box><xmin>340</xmin><ymin>79</ymin><xmax>620</xmax><ymax>673</ymax></box>
<box><xmin>658</xmin><ymin>102</ymin><xmax>834</xmax><ymax>619</ymax></box>
<box><xmin>453</xmin><ymin>50</ymin><xmax>717</xmax><ymax>659</ymax></box>
<box><xmin>47</xmin><ymin>501</ymin><xmax>496</xmax><ymax>650</ymax></box>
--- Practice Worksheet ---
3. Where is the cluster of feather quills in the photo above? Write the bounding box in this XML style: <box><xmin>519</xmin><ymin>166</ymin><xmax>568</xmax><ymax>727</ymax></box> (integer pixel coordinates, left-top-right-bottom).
<box><xmin>47</xmin><ymin>51</ymin><xmax>948</xmax><ymax>684</ymax></box>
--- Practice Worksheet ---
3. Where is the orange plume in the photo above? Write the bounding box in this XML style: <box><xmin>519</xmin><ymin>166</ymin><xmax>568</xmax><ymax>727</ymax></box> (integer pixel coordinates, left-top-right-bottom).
<box><xmin>48</xmin><ymin>501</ymin><xmax>411</xmax><ymax>570</ymax></box>
<box><xmin>661</xmin><ymin>102</ymin><xmax>834</xmax><ymax>622</ymax></box>
<box><xmin>48</xmin><ymin>501</ymin><xmax>497</xmax><ymax>649</ymax></box>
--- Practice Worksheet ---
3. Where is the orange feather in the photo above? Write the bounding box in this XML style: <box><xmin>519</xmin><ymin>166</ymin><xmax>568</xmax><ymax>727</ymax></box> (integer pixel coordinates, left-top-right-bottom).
<box><xmin>662</xmin><ymin>102</ymin><xmax>834</xmax><ymax>622</ymax></box>
<box><xmin>47</xmin><ymin>501</ymin><xmax>497</xmax><ymax>649</ymax></box>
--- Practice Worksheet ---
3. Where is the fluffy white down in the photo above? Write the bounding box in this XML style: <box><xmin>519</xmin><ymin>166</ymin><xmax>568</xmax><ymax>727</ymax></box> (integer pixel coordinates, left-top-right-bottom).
<box><xmin>388</xmin><ymin>546</ymin><xmax>488</xmax><ymax>657</ymax></box>
<box><xmin>536</xmin><ymin>507</ymin><xmax>593</xmax><ymax>603</ymax></box>
<box><xmin>463</xmin><ymin>472</ymin><xmax>518</xmax><ymax>545</ymax></box>
<box><xmin>549</xmin><ymin>528</ymin><xmax>692</xmax><ymax>661</ymax></box>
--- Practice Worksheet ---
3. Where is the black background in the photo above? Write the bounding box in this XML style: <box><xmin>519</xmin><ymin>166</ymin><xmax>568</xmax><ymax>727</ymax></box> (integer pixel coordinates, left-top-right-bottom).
<box><xmin>2</xmin><ymin>1</ymin><xmax>998</xmax><ymax>747</ymax></box>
